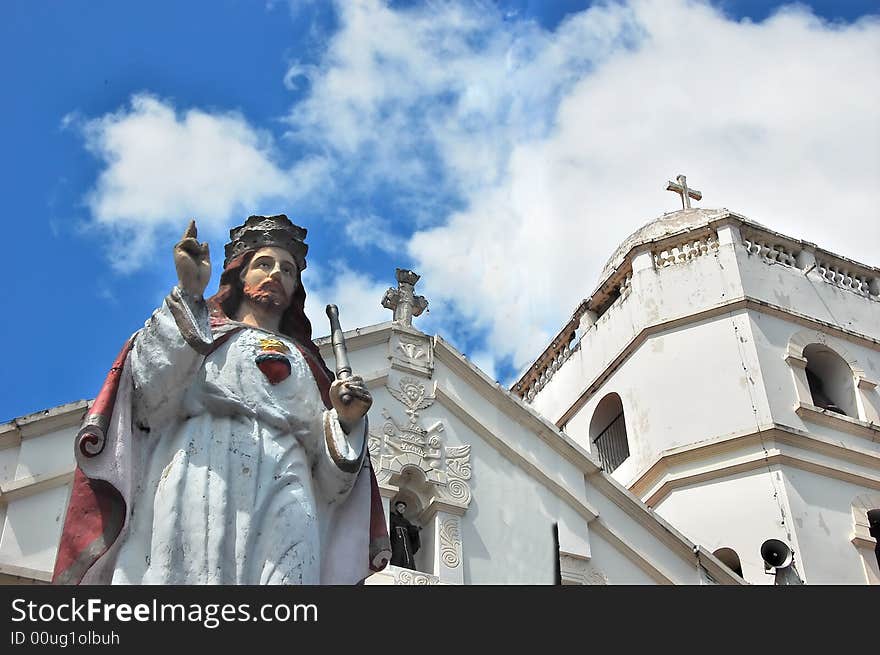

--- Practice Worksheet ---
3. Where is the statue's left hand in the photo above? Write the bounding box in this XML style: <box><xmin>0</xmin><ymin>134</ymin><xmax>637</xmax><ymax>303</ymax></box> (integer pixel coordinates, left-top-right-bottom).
<box><xmin>330</xmin><ymin>375</ymin><xmax>372</xmax><ymax>433</ymax></box>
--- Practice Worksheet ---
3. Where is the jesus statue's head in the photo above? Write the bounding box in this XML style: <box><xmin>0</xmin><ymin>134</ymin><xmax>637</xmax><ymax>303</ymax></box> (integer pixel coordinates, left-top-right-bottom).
<box><xmin>206</xmin><ymin>215</ymin><xmax>320</xmax><ymax>355</ymax></box>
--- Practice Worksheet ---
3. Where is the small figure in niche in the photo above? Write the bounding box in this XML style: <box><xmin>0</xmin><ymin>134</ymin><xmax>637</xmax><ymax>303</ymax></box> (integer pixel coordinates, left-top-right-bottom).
<box><xmin>390</xmin><ymin>500</ymin><xmax>421</xmax><ymax>570</ymax></box>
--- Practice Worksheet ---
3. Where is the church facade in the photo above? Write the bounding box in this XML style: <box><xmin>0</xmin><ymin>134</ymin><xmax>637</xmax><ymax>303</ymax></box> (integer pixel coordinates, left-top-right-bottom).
<box><xmin>1</xmin><ymin>194</ymin><xmax>877</xmax><ymax>585</ymax></box>
<box><xmin>514</xmin><ymin>200</ymin><xmax>880</xmax><ymax>584</ymax></box>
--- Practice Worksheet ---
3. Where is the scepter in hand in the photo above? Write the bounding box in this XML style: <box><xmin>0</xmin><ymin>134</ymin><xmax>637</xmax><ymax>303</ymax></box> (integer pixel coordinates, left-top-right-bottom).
<box><xmin>325</xmin><ymin>305</ymin><xmax>371</xmax><ymax>432</ymax></box>
<box><xmin>326</xmin><ymin>304</ymin><xmax>353</xmax><ymax>402</ymax></box>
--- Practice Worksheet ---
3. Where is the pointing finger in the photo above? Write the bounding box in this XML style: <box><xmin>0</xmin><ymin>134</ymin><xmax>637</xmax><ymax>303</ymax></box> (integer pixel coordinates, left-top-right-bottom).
<box><xmin>183</xmin><ymin>219</ymin><xmax>197</xmax><ymax>241</ymax></box>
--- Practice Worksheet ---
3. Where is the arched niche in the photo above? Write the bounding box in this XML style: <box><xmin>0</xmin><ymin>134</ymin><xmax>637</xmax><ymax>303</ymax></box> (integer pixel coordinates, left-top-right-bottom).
<box><xmin>589</xmin><ymin>393</ymin><xmax>629</xmax><ymax>473</ymax></box>
<box><xmin>389</xmin><ymin>470</ymin><xmax>429</xmax><ymax>575</ymax></box>
<box><xmin>712</xmin><ymin>547</ymin><xmax>744</xmax><ymax>578</ymax></box>
<box><xmin>785</xmin><ymin>330</ymin><xmax>880</xmax><ymax>426</ymax></box>
<box><xmin>803</xmin><ymin>343</ymin><xmax>857</xmax><ymax>417</ymax></box>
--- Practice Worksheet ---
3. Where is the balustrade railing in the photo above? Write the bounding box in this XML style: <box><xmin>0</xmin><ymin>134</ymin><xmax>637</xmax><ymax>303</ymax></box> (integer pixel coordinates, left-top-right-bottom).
<box><xmin>741</xmin><ymin>235</ymin><xmax>798</xmax><ymax>267</ymax></box>
<box><xmin>740</xmin><ymin>229</ymin><xmax>878</xmax><ymax>300</ymax></box>
<box><xmin>815</xmin><ymin>257</ymin><xmax>879</xmax><ymax>298</ymax></box>
<box><xmin>654</xmin><ymin>232</ymin><xmax>719</xmax><ymax>268</ymax></box>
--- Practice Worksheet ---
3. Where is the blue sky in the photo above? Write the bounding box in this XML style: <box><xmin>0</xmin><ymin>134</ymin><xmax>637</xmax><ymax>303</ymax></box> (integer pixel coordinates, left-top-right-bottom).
<box><xmin>1</xmin><ymin>0</ymin><xmax>878</xmax><ymax>421</ymax></box>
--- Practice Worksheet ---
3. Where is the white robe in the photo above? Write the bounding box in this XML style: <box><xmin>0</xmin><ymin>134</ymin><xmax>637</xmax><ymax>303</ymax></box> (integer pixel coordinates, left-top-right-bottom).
<box><xmin>106</xmin><ymin>288</ymin><xmax>365</xmax><ymax>584</ymax></box>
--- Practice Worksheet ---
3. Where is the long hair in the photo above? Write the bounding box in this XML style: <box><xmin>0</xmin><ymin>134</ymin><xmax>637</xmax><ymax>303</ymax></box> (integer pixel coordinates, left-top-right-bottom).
<box><xmin>206</xmin><ymin>251</ymin><xmax>334</xmax><ymax>382</ymax></box>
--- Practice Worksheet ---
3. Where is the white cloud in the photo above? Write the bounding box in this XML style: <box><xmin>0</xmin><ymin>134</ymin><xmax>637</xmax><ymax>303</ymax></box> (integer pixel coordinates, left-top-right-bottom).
<box><xmin>72</xmin><ymin>0</ymin><xmax>880</xmax><ymax>378</ymax></box>
<box><xmin>344</xmin><ymin>214</ymin><xmax>399</xmax><ymax>253</ymax></box>
<box><xmin>288</xmin><ymin>0</ymin><xmax>880</xmax><ymax>373</ymax></box>
<box><xmin>285</xmin><ymin>0</ymin><xmax>634</xmax><ymax>196</ymax></box>
<box><xmin>76</xmin><ymin>93</ymin><xmax>328</xmax><ymax>271</ymax></box>
<box><xmin>303</xmin><ymin>260</ymin><xmax>391</xmax><ymax>339</ymax></box>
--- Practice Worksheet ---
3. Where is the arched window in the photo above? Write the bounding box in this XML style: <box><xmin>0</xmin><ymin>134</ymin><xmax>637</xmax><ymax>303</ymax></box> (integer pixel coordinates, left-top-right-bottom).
<box><xmin>803</xmin><ymin>343</ymin><xmax>857</xmax><ymax>417</ymax></box>
<box><xmin>713</xmin><ymin>547</ymin><xmax>744</xmax><ymax>578</ymax></box>
<box><xmin>589</xmin><ymin>393</ymin><xmax>629</xmax><ymax>473</ymax></box>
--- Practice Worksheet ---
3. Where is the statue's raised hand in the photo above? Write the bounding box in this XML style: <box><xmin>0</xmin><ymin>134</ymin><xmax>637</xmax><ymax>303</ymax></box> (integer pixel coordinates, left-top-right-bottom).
<box><xmin>174</xmin><ymin>220</ymin><xmax>211</xmax><ymax>297</ymax></box>
<box><xmin>331</xmin><ymin>375</ymin><xmax>372</xmax><ymax>434</ymax></box>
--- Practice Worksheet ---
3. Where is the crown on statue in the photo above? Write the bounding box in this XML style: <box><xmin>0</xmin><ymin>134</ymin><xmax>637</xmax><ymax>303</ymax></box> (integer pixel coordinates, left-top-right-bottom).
<box><xmin>223</xmin><ymin>214</ymin><xmax>308</xmax><ymax>270</ymax></box>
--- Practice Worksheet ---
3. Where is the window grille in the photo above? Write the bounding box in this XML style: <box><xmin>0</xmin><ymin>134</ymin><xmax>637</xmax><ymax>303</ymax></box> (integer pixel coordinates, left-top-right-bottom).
<box><xmin>593</xmin><ymin>411</ymin><xmax>629</xmax><ymax>472</ymax></box>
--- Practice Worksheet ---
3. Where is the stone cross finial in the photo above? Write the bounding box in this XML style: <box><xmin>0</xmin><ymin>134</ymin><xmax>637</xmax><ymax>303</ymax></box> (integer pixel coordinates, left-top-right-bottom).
<box><xmin>666</xmin><ymin>174</ymin><xmax>702</xmax><ymax>210</ymax></box>
<box><xmin>382</xmin><ymin>268</ymin><xmax>429</xmax><ymax>326</ymax></box>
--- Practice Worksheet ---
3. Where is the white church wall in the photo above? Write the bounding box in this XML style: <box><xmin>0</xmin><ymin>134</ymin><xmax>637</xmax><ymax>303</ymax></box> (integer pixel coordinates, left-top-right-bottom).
<box><xmin>651</xmin><ymin>468</ymin><xmax>795</xmax><ymax>585</ymax></box>
<box><xmin>0</xmin><ymin>406</ymin><xmax>82</xmax><ymax>582</ymax></box>
<box><xmin>532</xmin><ymin>221</ymin><xmax>745</xmax><ymax>425</ymax></box>
<box><xmin>0</xmin><ymin>447</ymin><xmax>17</xmax><ymax>486</ymax></box>
<box><xmin>348</xmin><ymin>323</ymin><xmax>741</xmax><ymax>584</ymax></box>
<box><xmin>14</xmin><ymin>425</ymin><xmax>78</xmax><ymax>480</ymax></box>
<box><xmin>582</xmin><ymin>530</ymin><xmax>657</xmax><ymax>584</ymax></box>
<box><xmin>431</xmin><ymin>343</ymin><xmax>741</xmax><ymax>584</ymax></box>
<box><xmin>562</xmin><ymin>312</ymin><xmax>771</xmax><ymax>486</ymax></box>
<box><xmin>0</xmin><ymin>484</ymin><xmax>70</xmax><ymax>580</ymax></box>
<box><xmin>431</xmin><ymin>367</ymin><xmax>591</xmax><ymax>500</ymax></box>
<box><xmin>631</xmin><ymin>224</ymin><xmax>744</xmax><ymax>328</ymax></box>
<box><xmin>428</xmin><ymin>357</ymin><xmax>592</xmax><ymax>584</ymax></box>
<box><xmin>583</xmin><ymin>488</ymin><xmax>707</xmax><ymax>584</ymax></box>
<box><xmin>780</xmin><ymin>466</ymin><xmax>877</xmax><ymax>584</ymax></box>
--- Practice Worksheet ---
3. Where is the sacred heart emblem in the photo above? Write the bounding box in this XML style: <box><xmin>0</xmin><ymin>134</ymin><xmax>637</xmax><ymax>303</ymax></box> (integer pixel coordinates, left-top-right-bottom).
<box><xmin>256</xmin><ymin>338</ymin><xmax>292</xmax><ymax>384</ymax></box>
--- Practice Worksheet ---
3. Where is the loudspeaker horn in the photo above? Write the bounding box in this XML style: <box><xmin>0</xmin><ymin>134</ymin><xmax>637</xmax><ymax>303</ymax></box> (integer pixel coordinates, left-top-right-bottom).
<box><xmin>760</xmin><ymin>538</ymin><xmax>793</xmax><ymax>569</ymax></box>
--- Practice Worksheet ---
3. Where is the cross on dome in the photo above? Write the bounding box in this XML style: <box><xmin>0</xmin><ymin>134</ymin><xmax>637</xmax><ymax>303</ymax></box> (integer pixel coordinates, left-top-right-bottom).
<box><xmin>666</xmin><ymin>174</ymin><xmax>702</xmax><ymax>210</ymax></box>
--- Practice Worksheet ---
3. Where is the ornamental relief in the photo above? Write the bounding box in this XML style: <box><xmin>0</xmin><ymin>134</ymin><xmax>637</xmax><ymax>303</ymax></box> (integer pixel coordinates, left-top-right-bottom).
<box><xmin>389</xmin><ymin>330</ymin><xmax>434</xmax><ymax>376</ymax></box>
<box><xmin>439</xmin><ymin>518</ymin><xmax>462</xmax><ymax>569</ymax></box>
<box><xmin>396</xmin><ymin>339</ymin><xmax>428</xmax><ymax>362</ymax></box>
<box><xmin>388</xmin><ymin>376</ymin><xmax>435</xmax><ymax>424</ymax></box>
<box><xmin>559</xmin><ymin>554</ymin><xmax>608</xmax><ymax>586</ymax></box>
<box><xmin>370</xmin><ymin>376</ymin><xmax>472</xmax><ymax>508</ymax></box>
<box><xmin>394</xmin><ymin>569</ymin><xmax>439</xmax><ymax>585</ymax></box>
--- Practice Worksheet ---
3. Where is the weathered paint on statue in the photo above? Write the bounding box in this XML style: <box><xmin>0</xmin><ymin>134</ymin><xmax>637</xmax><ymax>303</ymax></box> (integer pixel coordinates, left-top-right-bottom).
<box><xmin>53</xmin><ymin>215</ymin><xmax>391</xmax><ymax>585</ymax></box>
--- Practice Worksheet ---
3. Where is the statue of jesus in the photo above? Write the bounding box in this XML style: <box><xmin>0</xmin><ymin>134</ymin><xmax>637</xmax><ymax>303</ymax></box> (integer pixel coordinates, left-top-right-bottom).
<box><xmin>53</xmin><ymin>214</ymin><xmax>390</xmax><ymax>585</ymax></box>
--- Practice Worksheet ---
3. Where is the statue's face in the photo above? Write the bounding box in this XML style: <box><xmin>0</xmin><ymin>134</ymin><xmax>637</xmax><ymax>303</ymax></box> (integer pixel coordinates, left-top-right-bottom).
<box><xmin>240</xmin><ymin>246</ymin><xmax>299</xmax><ymax>310</ymax></box>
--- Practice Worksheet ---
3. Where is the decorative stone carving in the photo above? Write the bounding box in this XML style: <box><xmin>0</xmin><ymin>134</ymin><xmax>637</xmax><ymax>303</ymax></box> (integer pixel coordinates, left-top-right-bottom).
<box><xmin>389</xmin><ymin>330</ymin><xmax>435</xmax><ymax>378</ymax></box>
<box><xmin>395</xmin><ymin>568</ymin><xmax>440</xmax><ymax>585</ymax></box>
<box><xmin>397</xmin><ymin>338</ymin><xmax>428</xmax><ymax>362</ymax></box>
<box><xmin>559</xmin><ymin>553</ymin><xmax>608</xmax><ymax>585</ymax></box>
<box><xmin>370</xmin><ymin>376</ymin><xmax>472</xmax><ymax>510</ymax></box>
<box><xmin>437</xmin><ymin>445</ymin><xmax>472</xmax><ymax>506</ymax></box>
<box><xmin>388</xmin><ymin>376</ymin><xmax>435</xmax><ymax>425</ymax></box>
<box><xmin>439</xmin><ymin>517</ymin><xmax>462</xmax><ymax>569</ymax></box>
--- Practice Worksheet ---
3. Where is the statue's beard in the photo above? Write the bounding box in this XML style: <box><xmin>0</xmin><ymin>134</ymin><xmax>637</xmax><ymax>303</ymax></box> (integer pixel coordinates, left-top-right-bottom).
<box><xmin>243</xmin><ymin>279</ymin><xmax>290</xmax><ymax>311</ymax></box>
